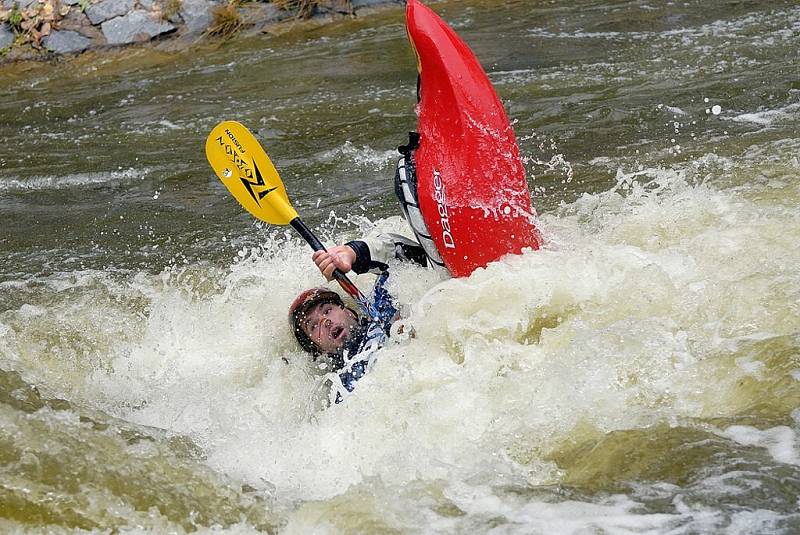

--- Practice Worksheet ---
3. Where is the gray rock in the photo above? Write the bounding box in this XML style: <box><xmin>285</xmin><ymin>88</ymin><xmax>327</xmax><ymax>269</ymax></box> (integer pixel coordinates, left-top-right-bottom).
<box><xmin>85</xmin><ymin>0</ymin><xmax>135</xmax><ymax>25</ymax></box>
<box><xmin>138</xmin><ymin>0</ymin><xmax>155</xmax><ymax>8</ymax></box>
<box><xmin>240</xmin><ymin>2</ymin><xmax>282</xmax><ymax>27</ymax></box>
<box><xmin>62</xmin><ymin>0</ymin><xmax>81</xmax><ymax>5</ymax></box>
<box><xmin>42</xmin><ymin>29</ymin><xmax>92</xmax><ymax>53</ymax></box>
<box><xmin>101</xmin><ymin>9</ymin><xmax>175</xmax><ymax>44</ymax></box>
<box><xmin>3</xmin><ymin>0</ymin><xmax>38</xmax><ymax>9</ymax></box>
<box><xmin>179</xmin><ymin>0</ymin><xmax>213</xmax><ymax>33</ymax></box>
<box><xmin>58</xmin><ymin>9</ymin><xmax>105</xmax><ymax>41</ymax></box>
<box><xmin>0</xmin><ymin>23</ymin><xmax>13</xmax><ymax>50</ymax></box>
<box><xmin>351</xmin><ymin>0</ymin><xmax>397</xmax><ymax>8</ymax></box>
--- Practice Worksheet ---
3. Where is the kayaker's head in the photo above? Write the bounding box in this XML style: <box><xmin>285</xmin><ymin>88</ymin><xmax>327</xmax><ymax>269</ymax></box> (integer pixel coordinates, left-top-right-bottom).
<box><xmin>288</xmin><ymin>287</ymin><xmax>360</xmax><ymax>356</ymax></box>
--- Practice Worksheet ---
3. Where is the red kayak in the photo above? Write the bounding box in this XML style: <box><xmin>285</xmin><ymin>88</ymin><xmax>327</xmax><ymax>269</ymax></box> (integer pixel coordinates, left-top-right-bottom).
<box><xmin>403</xmin><ymin>0</ymin><xmax>540</xmax><ymax>277</ymax></box>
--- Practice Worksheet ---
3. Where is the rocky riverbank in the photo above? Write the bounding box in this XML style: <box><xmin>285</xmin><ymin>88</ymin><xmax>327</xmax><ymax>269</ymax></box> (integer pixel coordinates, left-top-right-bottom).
<box><xmin>0</xmin><ymin>0</ymin><xmax>401</xmax><ymax>61</ymax></box>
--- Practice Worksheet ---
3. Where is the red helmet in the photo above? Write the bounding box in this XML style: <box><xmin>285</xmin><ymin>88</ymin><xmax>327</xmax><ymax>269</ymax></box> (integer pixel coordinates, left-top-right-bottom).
<box><xmin>288</xmin><ymin>287</ymin><xmax>345</xmax><ymax>354</ymax></box>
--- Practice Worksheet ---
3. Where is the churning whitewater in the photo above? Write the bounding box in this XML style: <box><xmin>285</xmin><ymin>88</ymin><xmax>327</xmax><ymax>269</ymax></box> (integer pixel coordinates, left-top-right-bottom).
<box><xmin>1</xmin><ymin>0</ymin><xmax>799</xmax><ymax>533</ymax></box>
<box><xmin>4</xmin><ymin>141</ymin><xmax>800</xmax><ymax>532</ymax></box>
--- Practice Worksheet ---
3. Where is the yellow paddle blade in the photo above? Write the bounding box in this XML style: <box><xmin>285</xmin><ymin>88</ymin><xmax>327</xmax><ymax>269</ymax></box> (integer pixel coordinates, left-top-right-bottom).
<box><xmin>205</xmin><ymin>121</ymin><xmax>298</xmax><ymax>225</ymax></box>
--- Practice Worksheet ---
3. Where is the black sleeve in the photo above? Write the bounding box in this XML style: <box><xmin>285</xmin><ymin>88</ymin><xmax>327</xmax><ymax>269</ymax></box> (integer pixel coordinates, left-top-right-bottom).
<box><xmin>346</xmin><ymin>240</ymin><xmax>386</xmax><ymax>274</ymax></box>
<box><xmin>346</xmin><ymin>234</ymin><xmax>428</xmax><ymax>275</ymax></box>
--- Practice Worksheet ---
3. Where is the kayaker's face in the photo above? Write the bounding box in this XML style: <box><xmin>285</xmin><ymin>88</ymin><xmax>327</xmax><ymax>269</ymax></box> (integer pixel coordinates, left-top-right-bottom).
<box><xmin>301</xmin><ymin>302</ymin><xmax>359</xmax><ymax>354</ymax></box>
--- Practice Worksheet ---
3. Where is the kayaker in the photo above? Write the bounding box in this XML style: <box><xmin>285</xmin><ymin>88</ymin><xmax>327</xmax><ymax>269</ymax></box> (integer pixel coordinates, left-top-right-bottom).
<box><xmin>288</xmin><ymin>134</ymin><xmax>444</xmax><ymax>402</ymax></box>
<box><xmin>288</xmin><ymin>233</ymin><xmax>427</xmax><ymax>402</ymax></box>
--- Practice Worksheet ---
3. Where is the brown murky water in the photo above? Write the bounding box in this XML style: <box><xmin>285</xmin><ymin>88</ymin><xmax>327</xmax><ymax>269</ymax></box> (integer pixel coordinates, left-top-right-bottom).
<box><xmin>1</xmin><ymin>0</ymin><xmax>799</xmax><ymax>532</ymax></box>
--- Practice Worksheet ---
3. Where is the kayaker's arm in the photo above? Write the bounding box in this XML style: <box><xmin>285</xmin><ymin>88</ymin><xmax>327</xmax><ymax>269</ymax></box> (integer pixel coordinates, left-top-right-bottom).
<box><xmin>347</xmin><ymin>233</ymin><xmax>428</xmax><ymax>274</ymax></box>
<box><xmin>312</xmin><ymin>233</ymin><xmax>428</xmax><ymax>280</ymax></box>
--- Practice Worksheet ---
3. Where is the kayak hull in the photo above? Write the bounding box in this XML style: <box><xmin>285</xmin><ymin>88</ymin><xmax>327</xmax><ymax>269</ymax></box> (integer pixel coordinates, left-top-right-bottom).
<box><xmin>406</xmin><ymin>0</ymin><xmax>540</xmax><ymax>277</ymax></box>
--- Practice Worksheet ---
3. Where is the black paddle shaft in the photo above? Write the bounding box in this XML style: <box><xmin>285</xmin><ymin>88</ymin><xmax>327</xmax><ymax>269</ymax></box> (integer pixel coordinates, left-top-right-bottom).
<box><xmin>290</xmin><ymin>218</ymin><xmax>326</xmax><ymax>252</ymax></box>
<box><xmin>289</xmin><ymin>218</ymin><xmax>370</xmax><ymax>309</ymax></box>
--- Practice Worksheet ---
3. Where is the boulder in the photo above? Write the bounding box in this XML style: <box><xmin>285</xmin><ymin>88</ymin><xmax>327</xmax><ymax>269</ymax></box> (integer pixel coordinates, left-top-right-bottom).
<box><xmin>179</xmin><ymin>0</ymin><xmax>214</xmax><ymax>33</ymax></box>
<box><xmin>138</xmin><ymin>0</ymin><xmax>155</xmax><ymax>8</ymax></box>
<box><xmin>62</xmin><ymin>0</ymin><xmax>81</xmax><ymax>5</ymax></box>
<box><xmin>0</xmin><ymin>23</ymin><xmax>13</xmax><ymax>50</ymax></box>
<box><xmin>351</xmin><ymin>0</ymin><xmax>398</xmax><ymax>8</ymax></box>
<box><xmin>165</xmin><ymin>9</ymin><xmax>180</xmax><ymax>25</ymax></box>
<box><xmin>240</xmin><ymin>2</ymin><xmax>282</xmax><ymax>27</ymax></box>
<box><xmin>42</xmin><ymin>29</ymin><xmax>92</xmax><ymax>53</ymax></box>
<box><xmin>57</xmin><ymin>9</ymin><xmax>105</xmax><ymax>41</ymax></box>
<box><xmin>322</xmin><ymin>0</ymin><xmax>352</xmax><ymax>15</ymax></box>
<box><xmin>3</xmin><ymin>0</ymin><xmax>38</xmax><ymax>9</ymax></box>
<box><xmin>101</xmin><ymin>9</ymin><xmax>175</xmax><ymax>44</ymax></box>
<box><xmin>85</xmin><ymin>0</ymin><xmax>136</xmax><ymax>25</ymax></box>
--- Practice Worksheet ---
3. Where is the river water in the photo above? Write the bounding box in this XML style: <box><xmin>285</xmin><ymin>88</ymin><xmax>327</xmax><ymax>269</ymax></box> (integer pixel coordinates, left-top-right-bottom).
<box><xmin>1</xmin><ymin>0</ymin><xmax>799</xmax><ymax>532</ymax></box>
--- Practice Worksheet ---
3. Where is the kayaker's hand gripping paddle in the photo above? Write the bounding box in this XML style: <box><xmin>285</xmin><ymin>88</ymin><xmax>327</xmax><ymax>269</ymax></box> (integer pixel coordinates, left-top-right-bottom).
<box><xmin>205</xmin><ymin>120</ymin><xmax>375</xmax><ymax>318</ymax></box>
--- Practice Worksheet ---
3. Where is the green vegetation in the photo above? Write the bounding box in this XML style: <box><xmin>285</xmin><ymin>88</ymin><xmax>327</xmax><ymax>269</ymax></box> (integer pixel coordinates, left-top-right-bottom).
<box><xmin>271</xmin><ymin>0</ymin><xmax>322</xmax><ymax>19</ymax></box>
<box><xmin>271</xmin><ymin>0</ymin><xmax>352</xmax><ymax>20</ymax></box>
<box><xmin>162</xmin><ymin>0</ymin><xmax>182</xmax><ymax>21</ymax></box>
<box><xmin>0</xmin><ymin>0</ymin><xmax>70</xmax><ymax>48</ymax></box>
<box><xmin>206</xmin><ymin>0</ymin><xmax>245</xmax><ymax>39</ymax></box>
<box><xmin>0</xmin><ymin>0</ymin><xmax>363</xmax><ymax>56</ymax></box>
<box><xmin>8</xmin><ymin>4</ymin><xmax>23</xmax><ymax>27</ymax></box>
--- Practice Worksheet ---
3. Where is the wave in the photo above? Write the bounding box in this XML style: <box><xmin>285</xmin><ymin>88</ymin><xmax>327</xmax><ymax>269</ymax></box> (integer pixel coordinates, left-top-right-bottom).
<box><xmin>0</xmin><ymin>167</ymin><xmax>145</xmax><ymax>193</ymax></box>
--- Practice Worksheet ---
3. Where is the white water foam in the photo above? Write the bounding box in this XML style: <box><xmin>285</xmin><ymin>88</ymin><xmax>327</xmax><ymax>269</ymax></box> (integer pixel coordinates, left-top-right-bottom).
<box><xmin>2</xmin><ymin>139</ymin><xmax>799</xmax><ymax>532</ymax></box>
<box><xmin>729</xmin><ymin>101</ymin><xmax>800</xmax><ymax>127</ymax></box>
<box><xmin>0</xmin><ymin>167</ymin><xmax>144</xmax><ymax>192</ymax></box>
<box><xmin>527</xmin><ymin>7</ymin><xmax>800</xmax><ymax>43</ymax></box>
<box><xmin>316</xmin><ymin>140</ymin><xmax>397</xmax><ymax>171</ymax></box>
<box><xmin>721</xmin><ymin>425</ymin><xmax>800</xmax><ymax>466</ymax></box>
